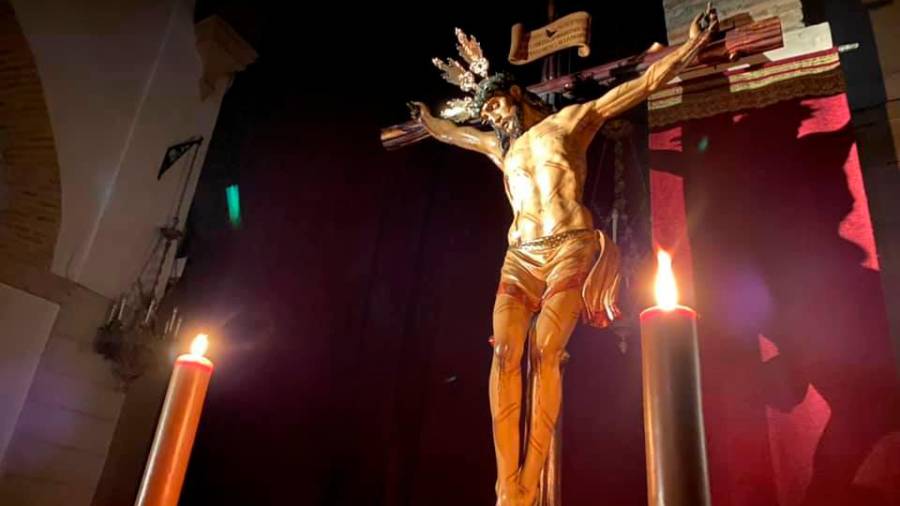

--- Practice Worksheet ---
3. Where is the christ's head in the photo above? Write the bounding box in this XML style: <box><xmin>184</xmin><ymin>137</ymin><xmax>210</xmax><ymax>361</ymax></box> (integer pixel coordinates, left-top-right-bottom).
<box><xmin>480</xmin><ymin>86</ymin><xmax>525</xmax><ymax>140</ymax></box>
<box><xmin>474</xmin><ymin>73</ymin><xmax>552</xmax><ymax>150</ymax></box>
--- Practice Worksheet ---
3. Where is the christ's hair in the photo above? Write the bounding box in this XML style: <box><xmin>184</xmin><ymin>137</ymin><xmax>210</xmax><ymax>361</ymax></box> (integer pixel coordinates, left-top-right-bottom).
<box><xmin>474</xmin><ymin>72</ymin><xmax>554</xmax><ymax>117</ymax></box>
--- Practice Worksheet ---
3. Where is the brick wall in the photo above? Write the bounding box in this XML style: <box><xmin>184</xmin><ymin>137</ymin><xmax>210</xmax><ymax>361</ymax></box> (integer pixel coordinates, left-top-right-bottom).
<box><xmin>0</xmin><ymin>0</ymin><xmax>61</xmax><ymax>270</ymax></box>
<box><xmin>0</xmin><ymin>6</ymin><xmax>110</xmax><ymax>501</ymax></box>
<box><xmin>0</xmin><ymin>0</ymin><xmax>255</xmax><ymax>502</ymax></box>
<box><xmin>662</xmin><ymin>0</ymin><xmax>804</xmax><ymax>43</ymax></box>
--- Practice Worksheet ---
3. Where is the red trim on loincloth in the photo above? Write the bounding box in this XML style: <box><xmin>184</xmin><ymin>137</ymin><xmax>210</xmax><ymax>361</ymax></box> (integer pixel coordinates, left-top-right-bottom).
<box><xmin>497</xmin><ymin>282</ymin><xmax>541</xmax><ymax>312</ymax></box>
<box><xmin>543</xmin><ymin>271</ymin><xmax>590</xmax><ymax>303</ymax></box>
<box><xmin>581</xmin><ymin>302</ymin><xmax>620</xmax><ymax>328</ymax></box>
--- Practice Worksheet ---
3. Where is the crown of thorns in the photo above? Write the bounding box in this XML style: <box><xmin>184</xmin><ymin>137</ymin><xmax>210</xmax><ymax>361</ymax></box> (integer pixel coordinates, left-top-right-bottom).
<box><xmin>432</xmin><ymin>29</ymin><xmax>516</xmax><ymax>123</ymax></box>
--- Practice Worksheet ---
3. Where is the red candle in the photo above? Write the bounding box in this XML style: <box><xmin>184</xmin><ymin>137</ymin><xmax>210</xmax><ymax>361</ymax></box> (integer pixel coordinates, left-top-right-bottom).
<box><xmin>135</xmin><ymin>334</ymin><xmax>214</xmax><ymax>506</ymax></box>
<box><xmin>640</xmin><ymin>251</ymin><xmax>710</xmax><ymax>506</ymax></box>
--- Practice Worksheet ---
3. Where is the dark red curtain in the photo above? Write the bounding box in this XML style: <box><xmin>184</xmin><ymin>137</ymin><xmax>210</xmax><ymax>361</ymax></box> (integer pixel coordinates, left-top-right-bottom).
<box><xmin>180</xmin><ymin>91</ymin><xmax>651</xmax><ymax>506</ymax></box>
<box><xmin>650</xmin><ymin>93</ymin><xmax>900</xmax><ymax>506</ymax></box>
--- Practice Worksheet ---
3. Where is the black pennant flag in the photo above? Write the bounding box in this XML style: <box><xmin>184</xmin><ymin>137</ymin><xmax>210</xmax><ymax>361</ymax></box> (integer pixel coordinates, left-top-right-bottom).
<box><xmin>158</xmin><ymin>136</ymin><xmax>204</xmax><ymax>180</ymax></box>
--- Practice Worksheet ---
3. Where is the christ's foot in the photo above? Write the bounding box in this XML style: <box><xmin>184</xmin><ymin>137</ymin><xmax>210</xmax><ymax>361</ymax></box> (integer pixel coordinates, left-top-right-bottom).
<box><xmin>496</xmin><ymin>481</ymin><xmax>532</xmax><ymax>506</ymax></box>
<box><xmin>499</xmin><ymin>481</ymin><xmax>536</xmax><ymax>506</ymax></box>
<box><xmin>519</xmin><ymin>485</ymin><xmax>537</xmax><ymax>506</ymax></box>
<box><xmin>496</xmin><ymin>486</ymin><xmax>520</xmax><ymax>506</ymax></box>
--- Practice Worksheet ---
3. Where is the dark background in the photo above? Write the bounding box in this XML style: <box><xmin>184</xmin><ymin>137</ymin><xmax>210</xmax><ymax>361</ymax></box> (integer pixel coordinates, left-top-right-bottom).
<box><xmin>178</xmin><ymin>1</ymin><xmax>668</xmax><ymax>504</ymax></box>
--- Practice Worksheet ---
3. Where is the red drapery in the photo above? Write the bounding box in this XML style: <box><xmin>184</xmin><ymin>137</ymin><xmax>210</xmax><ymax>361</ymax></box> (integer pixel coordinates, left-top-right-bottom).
<box><xmin>650</xmin><ymin>89</ymin><xmax>900</xmax><ymax>505</ymax></box>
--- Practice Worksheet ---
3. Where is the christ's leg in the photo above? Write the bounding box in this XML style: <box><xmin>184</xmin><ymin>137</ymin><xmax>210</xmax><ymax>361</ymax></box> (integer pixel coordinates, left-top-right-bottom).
<box><xmin>518</xmin><ymin>288</ymin><xmax>583</xmax><ymax>502</ymax></box>
<box><xmin>491</xmin><ymin>294</ymin><xmax>533</xmax><ymax>505</ymax></box>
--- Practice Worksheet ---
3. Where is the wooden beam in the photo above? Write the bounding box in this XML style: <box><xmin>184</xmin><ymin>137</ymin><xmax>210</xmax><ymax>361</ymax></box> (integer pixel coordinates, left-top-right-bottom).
<box><xmin>380</xmin><ymin>15</ymin><xmax>783</xmax><ymax>150</ymax></box>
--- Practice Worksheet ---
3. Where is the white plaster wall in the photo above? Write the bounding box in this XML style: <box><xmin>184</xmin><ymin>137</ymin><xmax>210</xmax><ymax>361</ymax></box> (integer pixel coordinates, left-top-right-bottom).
<box><xmin>78</xmin><ymin>0</ymin><xmax>224</xmax><ymax>297</ymax></box>
<box><xmin>0</xmin><ymin>287</ymin><xmax>125</xmax><ymax>506</ymax></box>
<box><xmin>0</xmin><ymin>283</ymin><xmax>59</xmax><ymax>463</ymax></box>
<box><xmin>0</xmin><ymin>1</ymin><xmax>232</xmax><ymax>504</ymax></box>
<box><xmin>11</xmin><ymin>0</ymin><xmax>224</xmax><ymax>298</ymax></box>
<box><xmin>9</xmin><ymin>0</ymin><xmax>175</xmax><ymax>283</ymax></box>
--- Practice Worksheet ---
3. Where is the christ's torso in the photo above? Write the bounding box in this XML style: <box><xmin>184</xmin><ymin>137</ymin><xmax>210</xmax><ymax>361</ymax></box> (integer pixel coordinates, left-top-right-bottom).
<box><xmin>501</xmin><ymin>112</ymin><xmax>596</xmax><ymax>245</ymax></box>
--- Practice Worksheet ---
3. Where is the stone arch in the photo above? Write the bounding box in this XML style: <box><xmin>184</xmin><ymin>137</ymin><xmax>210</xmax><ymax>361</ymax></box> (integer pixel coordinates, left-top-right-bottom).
<box><xmin>0</xmin><ymin>0</ymin><xmax>61</xmax><ymax>270</ymax></box>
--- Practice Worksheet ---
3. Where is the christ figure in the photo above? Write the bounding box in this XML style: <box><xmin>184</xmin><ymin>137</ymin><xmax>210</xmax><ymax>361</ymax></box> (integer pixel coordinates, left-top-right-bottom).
<box><xmin>406</xmin><ymin>8</ymin><xmax>718</xmax><ymax>505</ymax></box>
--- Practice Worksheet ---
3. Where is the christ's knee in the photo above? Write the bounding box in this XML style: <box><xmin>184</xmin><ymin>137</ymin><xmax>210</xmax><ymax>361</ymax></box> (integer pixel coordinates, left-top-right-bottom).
<box><xmin>493</xmin><ymin>339</ymin><xmax>524</xmax><ymax>373</ymax></box>
<box><xmin>535</xmin><ymin>341</ymin><xmax>565</xmax><ymax>372</ymax></box>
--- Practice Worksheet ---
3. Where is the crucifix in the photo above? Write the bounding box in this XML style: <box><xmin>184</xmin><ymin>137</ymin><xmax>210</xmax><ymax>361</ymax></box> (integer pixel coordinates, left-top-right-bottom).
<box><xmin>381</xmin><ymin>12</ymin><xmax>781</xmax><ymax>149</ymax></box>
<box><xmin>383</xmin><ymin>7</ymin><xmax>781</xmax><ymax>506</ymax></box>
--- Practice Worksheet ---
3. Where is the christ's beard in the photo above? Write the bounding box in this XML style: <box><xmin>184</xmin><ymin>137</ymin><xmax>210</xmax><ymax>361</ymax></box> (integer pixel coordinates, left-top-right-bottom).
<box><xmin>494</xmin><ymin>110</ymin><xmax>525</xmax><ymax>153</ymax></box>
<box><xmin>506</xmin><ymin>110</ymin><xmax>524</xmax><ymax>139</ymax></box>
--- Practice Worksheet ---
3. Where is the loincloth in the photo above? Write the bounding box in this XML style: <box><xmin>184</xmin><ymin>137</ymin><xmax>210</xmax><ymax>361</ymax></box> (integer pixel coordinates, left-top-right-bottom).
<box><xmin>497</xmin><ymin>229</ymin><xmax>621</xmax><ymax>328</ymax></box>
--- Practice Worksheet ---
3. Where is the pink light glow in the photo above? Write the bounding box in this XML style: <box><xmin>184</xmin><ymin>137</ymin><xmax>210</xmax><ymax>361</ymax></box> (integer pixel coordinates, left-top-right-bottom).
<box><xmin>766</xmin><ymin>384</ymin><xmax>831</xmax><ymax>506</ymax></box>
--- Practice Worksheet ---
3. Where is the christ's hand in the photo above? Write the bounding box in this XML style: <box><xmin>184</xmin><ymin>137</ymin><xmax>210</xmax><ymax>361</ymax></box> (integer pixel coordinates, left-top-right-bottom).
<box><xmin>403</xmin><ymin>100</ymin><xmax>504</xmax><ymax>165</ymax></box>
<box><xmin>407</xmin><ymin>101</ymin><xmax>431</xmax><ymax>122</ymax></box>
<box><xmin>689</xmin><ymin>4</ymin><xmax>719</xmax><ymax>39</ymax></box>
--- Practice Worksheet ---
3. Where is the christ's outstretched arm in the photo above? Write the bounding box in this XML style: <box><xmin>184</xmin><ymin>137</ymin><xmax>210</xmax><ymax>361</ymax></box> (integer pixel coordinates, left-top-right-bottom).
<box><xmin>572</xmin><ymin>7</ymin><xmax>719</xmax><ymax>127</ymax></box>
<box><xmin>408</xmin><ymin>101</ymin><xmax>504</xmax><ymax>167</ymax></box>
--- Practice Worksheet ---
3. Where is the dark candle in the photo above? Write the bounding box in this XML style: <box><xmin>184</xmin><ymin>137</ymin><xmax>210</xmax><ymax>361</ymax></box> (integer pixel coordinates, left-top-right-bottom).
<box><xmin>640</xmin><ymin>251</ymin><xmax>710</xmax><ymax>506</ymax></box>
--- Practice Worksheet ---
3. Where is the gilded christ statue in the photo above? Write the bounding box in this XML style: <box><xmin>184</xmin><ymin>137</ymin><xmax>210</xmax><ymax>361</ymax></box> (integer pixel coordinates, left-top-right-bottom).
<box><xmin>405</xmin><ymin>7</ymin><xmax>718</xmax><ymax>505</ymax></box>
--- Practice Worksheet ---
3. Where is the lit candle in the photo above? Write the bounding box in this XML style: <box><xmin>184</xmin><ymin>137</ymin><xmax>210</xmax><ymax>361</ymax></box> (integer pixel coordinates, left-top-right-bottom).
<box><xmin>135</xmin><ymin>334</ymin><xmax>214</xmax><ymax>506</ymax></box>
<box><xmin>164</xmin><ymin>307</ymin><xmax>178</xmax><ymax>336</ymax></box>
<box><xmin>107</xmin><ymin>300</ymin><xmax>119</xmax><ymax>324</ymax></box>
<box><xmin>144</xmin><ymin>298</ymin><xmax>158</xmax><ymax>324</ymax></box>
<box><xmin>640</xmin><ymin>251</ymin><xmax>711</xmax><ymax>506</ymax></box>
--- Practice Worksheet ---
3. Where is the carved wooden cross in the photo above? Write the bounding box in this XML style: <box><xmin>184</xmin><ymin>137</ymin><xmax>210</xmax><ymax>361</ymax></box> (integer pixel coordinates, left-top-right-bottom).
<box><xmin>380</xmin><ymin>14</ymin><xmax>782</xmax><ymax>150</ymax></box>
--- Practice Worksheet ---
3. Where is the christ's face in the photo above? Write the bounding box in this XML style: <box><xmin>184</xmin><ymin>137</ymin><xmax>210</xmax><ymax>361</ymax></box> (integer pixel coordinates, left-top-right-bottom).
<box><xmin>480</xmin><ymin>93</ymin><xmax>523</xmax><ymax>139</ymax></box>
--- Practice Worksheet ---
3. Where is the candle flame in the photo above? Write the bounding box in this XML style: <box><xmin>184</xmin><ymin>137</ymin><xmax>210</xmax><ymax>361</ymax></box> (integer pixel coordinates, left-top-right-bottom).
<box><xmin>654</xmin><ymin>250</ymin><xmax>679</xmax><ymax>311</ymax></box>
<box><xmin>190</xmin><ymin>334</ymin><xmax>209</xmax><ymax>357</ymax></box>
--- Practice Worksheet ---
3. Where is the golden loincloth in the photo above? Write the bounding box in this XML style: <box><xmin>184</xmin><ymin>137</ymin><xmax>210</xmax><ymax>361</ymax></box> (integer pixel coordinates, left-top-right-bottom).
<box><xmin>497</xmin><ymin>229</ymin><xmax>622</xmax><ymax>328</ymax></box>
